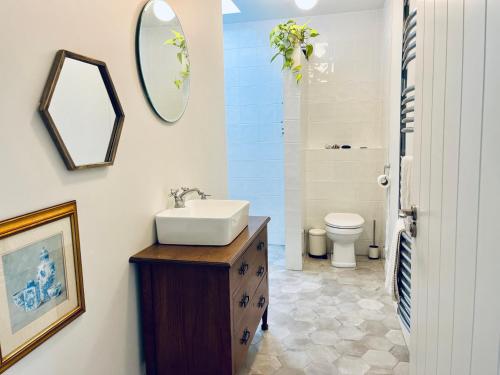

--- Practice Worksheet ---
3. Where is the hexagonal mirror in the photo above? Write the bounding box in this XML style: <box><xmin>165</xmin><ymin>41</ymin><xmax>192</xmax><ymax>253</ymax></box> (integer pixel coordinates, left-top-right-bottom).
<box><xmin>39</xmin><ymin>50</ymin><xmax>125</xmax><ymax>170</ymax></box>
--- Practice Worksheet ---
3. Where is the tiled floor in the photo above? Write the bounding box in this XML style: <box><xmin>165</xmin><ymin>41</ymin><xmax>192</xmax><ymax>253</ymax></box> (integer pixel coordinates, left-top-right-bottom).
<box><xmin>239</xmin><ymin>246</ymin><xmax>409</xmax><ymax>375</ymax></box>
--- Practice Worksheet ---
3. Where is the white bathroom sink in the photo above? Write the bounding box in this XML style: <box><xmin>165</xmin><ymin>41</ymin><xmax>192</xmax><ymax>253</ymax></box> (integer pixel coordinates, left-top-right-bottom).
<box><xmin>155</xmin><ymin>200</ymin><xmax>250</xmax><ymax>246</ymax></box>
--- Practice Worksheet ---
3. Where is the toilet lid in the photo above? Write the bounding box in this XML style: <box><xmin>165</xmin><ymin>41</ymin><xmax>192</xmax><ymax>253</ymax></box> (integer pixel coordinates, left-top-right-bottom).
<box><xmin>325</xmin><ymin>213</ymin><xmax>365</xmax><ymax>229</ymax></box>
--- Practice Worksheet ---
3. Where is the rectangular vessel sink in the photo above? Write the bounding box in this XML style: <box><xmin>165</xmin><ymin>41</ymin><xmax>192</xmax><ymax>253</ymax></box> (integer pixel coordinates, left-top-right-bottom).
<box><xmin>155</xmin><ymin>200</ymin><xmax>250</xmax><ymax>246</ymax></box>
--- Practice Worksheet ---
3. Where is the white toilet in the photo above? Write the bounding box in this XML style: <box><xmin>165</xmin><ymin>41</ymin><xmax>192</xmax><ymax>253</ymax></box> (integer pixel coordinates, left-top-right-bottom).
<box><xmin>324</xmin><ymin>213</ymin><xmax>365</xmax><ymax>268</ymax></box>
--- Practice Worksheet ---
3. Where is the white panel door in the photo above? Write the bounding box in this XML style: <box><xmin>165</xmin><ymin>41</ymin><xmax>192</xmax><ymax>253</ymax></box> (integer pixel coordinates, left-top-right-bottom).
<box><xmin>406</xmin><ymin>0</ymin><xmax>500</xmax><ymax>373</ymax></box>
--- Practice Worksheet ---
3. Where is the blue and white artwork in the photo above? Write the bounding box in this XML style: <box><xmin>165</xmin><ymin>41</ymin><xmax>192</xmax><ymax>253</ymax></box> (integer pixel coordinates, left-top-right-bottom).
<box><xmin>3</xmin><ymin>233</ymin><xmax>67</xmax><ymax>333</ymax></box>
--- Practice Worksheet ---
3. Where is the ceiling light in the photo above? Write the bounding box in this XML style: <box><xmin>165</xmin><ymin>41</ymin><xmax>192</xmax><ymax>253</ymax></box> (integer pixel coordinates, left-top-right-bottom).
<box><xmin>222</xmin><ymin>0</ymin><xmax>241</xmax><ymax>15</ymax></box>
<box><xmin>294</xmin><ymin>0</ymin><xmax>318</xmax><ymax>10</ymax></box>
<box><xmin>153</xmin><ymin>1</ymin><xmax>175</xmax><ymax>22</ymax></box>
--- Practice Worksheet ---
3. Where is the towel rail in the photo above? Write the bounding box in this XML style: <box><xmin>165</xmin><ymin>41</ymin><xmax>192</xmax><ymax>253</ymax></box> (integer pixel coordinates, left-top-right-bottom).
<box><xmin>403</xmin><ymin>53</ymin><xmax>416</xmax><ymax>69</ymax></box>
<box><xmin>402</xmin><ymin>85</ymin><xmax>415</xmax><ymax>97</ymax></box>
<box><xmin>404</xmin><ymin>9</ymin><xmax>417</xmax><ymax>29</ymax></box>
<box><xmin>401</xmin><ymin>95</ymin><xmax>415</xmax><ymax>105</ymax></box>
<box><xmin>403</xmin><ymin>21</ymin><xmax>417</xmax><ymax>43</ymax></box>
<box><xmin>400</xmin><ymin>294</ymin><xmax>411</xmax><ymax>310</ymax></box>
<box><xmin>403</xmin><ymin>31</ymin><xmax>417</xmax><ymax>51</ymax></box>
<box><xmin>401</xmin><ymin>231</ymin><xmax>414</xmax><ymax>244</ymax></box>
<box><xmin>398</xmin><ymin>2</ymin><xmax>416</xmax><ymax>334</ymax></box>
<box><xmin>400</xmin><ymin>249</ymin><xmax>412</xmax><ymax>264</ymax></box>
<box><xmin>400</xmin><ymin>259</ymin><xmax>412</xmax><ymax>274</ymax></box>
<box><xmin>403</xmin><ymin>42</ymin><xmax>417</xmax><ymax>61</ymax></box>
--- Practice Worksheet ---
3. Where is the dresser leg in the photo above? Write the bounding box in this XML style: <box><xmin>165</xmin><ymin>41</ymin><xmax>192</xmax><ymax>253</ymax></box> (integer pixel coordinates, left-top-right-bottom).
<box><xmin>261</xmin><ymin>306</ymin><xmax>269</xmax><ymax>331</ymax></box>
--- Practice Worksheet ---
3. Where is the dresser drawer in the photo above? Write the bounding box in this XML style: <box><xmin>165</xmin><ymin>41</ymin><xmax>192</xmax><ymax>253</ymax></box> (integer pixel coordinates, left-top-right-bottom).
<box><xmin>232</xmin><ymin>268</ymin><xmax>267</xmax><ymax>329</ymax></box>
<box><xmin>232</xmin><ymin>276</ymin><xmax>269</xmax><ymax>372</ymax></box>
<box><xmin>230</xmin><ymin>229</ymin><xmax>267</xmax><ymax>294</ymax></box>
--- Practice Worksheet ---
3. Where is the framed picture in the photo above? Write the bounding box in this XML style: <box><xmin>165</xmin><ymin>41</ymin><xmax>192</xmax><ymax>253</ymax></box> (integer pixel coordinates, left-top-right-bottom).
<box><xmin>0</xmin><ymin>201</ymin><xmax>85</xmax><ymax>373</ymax></box>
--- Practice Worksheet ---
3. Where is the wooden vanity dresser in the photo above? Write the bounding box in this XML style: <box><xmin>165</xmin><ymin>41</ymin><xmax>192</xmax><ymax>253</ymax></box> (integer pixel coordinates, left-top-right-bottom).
<box><xmin>130</xmin><ymin>216</ymin><xmax>270</xmax><ymax>375</ymax></box>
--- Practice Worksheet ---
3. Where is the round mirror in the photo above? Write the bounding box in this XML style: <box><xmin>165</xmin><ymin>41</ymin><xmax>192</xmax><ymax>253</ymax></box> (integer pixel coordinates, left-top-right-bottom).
<box><xmin>136</xmin><ymin>0</ymin><xmax>190</xmax><ymax>123</ymax></box>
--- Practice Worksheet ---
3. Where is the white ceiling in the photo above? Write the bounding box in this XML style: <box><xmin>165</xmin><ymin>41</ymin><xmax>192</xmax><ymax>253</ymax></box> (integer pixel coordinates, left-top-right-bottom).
<box><xmin>223</xmin><ymin>0</ymin><xmax>385</xmax><ymax>24</ymax></box>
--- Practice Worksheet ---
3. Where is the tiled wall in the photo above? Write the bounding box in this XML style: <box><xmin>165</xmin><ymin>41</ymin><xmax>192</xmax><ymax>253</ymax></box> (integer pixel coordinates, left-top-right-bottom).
<box><xmin>224</xmin><ymin>20</ymin><xmax>285</xmax><ymax>244</ymax></box>
<box><xmin>283</xmin><ymin>48</ymin><xmax>307</xmax><ymax>270</ymax></box>
<box><xmin>300</xmin><ymin>10</ymin><xmax>387</xmax><ymax>254</ymax></box>
<box><xmin>305</xmin><ymin>149</ymin><xmax>386</xmax><ymax>254</ymax></box>
<box><xmin>303</xmin><ymin>10</ymin><xmax>386</xmax><ymax>149</ymax></box>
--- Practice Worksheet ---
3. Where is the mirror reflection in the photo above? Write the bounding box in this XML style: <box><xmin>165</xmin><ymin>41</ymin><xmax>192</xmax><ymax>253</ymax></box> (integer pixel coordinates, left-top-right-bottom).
<box><xmin>51</xmin><ymin>59</ymin><xmax>116</xmax><ymax>166</ymax></box>
<box><xmin>137</xmin><ymin>0</ymin><xmax>190</xmax><ymax>123</ymax></box>
<box><xmin>39</xmin><ymin>50</ymin><xmax>124</xmax><ymax>170</ymax></box>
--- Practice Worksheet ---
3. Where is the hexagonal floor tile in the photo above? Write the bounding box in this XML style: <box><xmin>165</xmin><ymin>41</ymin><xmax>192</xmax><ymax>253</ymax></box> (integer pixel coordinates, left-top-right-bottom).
<box><xmin>382</xmin><ymin>316</ymin><xmax>401</xmax><ymax>330</ymax></box>
<box><xmin>394</xmin><ymin>361</ymin><xmax>410</xmax><ymax>375</ymax></box>
<box><xmin>337</xmin><ymin>326</ymin><xmax>365</xmax><ymax>341</ymax></box>
<box><xmin>305</xmin><ymin>343</ymin><xmax>340</xmax><ymax>364</ymax></box>
<box><xmin>335</xmin><ymin>355</ymin><xmax>370</xmax><ymax>375</ymax></box>
<box><xmin>278</xmin><ymin>350</ymin><xmax>311</xmax><ymax>369</ymax></box>
<box><xmin>334</xmin><ymin>340</ymin><xmax>370</xmax><ymax>357</ymax></box>
<box><xmin>361</xmin><ymin>350</ymin><xmax>398</xmax><ymax>369</ymax></box>
<box><xmin>304</xmin><ymin>361</ymin><xmax>340</xmax><ymax>375</ymax></box>
<box><xmin>274</xmin><ymin>367</ymin><xmax>306</xmax><ymax>375</ymax></box>
<box><xmin>362</xmin><ymin>335</ymin><xmax>394</xmax><ymax>351</ymax></box>
<box><xmin>359</xmin><ymin>308</ymin><xmax>386</xmax><ymax>321</ymax></box>
<box><xmin>358</xmin><ymin>299</ymin><xmax>385</xmax><ymax>310</ymax></box>
<box><xmin>248</xmin><ymin>354</ymin><xmax>282</xmax><ymax>374</ymax></box>
<box><xmin>390</xmin><ymin>345</ymin><xmax>410</xmax><ymax>362</ymax></box>
<box><xmin>284</xmin><ymin>333</ymin><xmax>314</xmax><ymax>351</ymax></box>
<box><xmin>385</xmin><ymin>330</ymin><xmax>406</xmax><ymax>346</ymax></box>
<box><xmin>310</xmin><ymin>330</ymin><xmax>340</xmax><ymax>346</ymax></box>
<box><xmin>359</xmin><ymin>320</ymin><xmax>390</xmax><ymax>336</ymax></box>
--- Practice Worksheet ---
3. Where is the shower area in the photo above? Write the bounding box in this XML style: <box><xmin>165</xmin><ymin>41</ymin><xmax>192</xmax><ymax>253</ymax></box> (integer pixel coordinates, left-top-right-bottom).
<box><xmin>223</xmin><ymin>20</ymin><xmax>286</xmax><ymax>246</ymax></box>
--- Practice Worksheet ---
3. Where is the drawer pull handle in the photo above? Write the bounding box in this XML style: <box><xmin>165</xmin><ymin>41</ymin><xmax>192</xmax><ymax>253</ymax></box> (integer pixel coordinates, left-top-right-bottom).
<box><xmin>258</xmin><ymin>295</ymin><xmax>266</xmax><ymax>308</ymax></box>
<box><xmin>238</xmin><ymin>262</ymin><xmax>249</xmax><ymax>275</ymax></box>
<box><xmin>239</xmin><ymin>293</ymin><xmax>250</xmax><ymax>308</ymax></box>
<box><xmin>257</xmin><ymin>241</ymin><xmax>265</xmax><ymax>251</ymax></box>
<box><xmin>240</xmin><ymin>328</ymin><xmax>251</xmax><ymax>345</ymax></box>
<box><xmin>256</xmin><ymin>265</ymin><xmax>265</xmax><ymax>277</ymax></box>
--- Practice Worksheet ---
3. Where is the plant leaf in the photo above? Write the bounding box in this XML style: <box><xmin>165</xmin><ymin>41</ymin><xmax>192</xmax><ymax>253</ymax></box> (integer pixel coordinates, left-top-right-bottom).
<box><xmin>270</xmin><ymin>52</ymin><xmax>281</xmax><ymax>63</ymax></box>
<box><xmin>296</xmin><ymin>73</ymin><xmax>303</xmax><ymax>83</ymax></box>
<box><xmin>293</xmin><ymin>65</ymin><xmax>302</xmax><ymax>72</ymax></box>
<box><xmin>306</xmin><ymin>44</ymin><xmax>313</xmax><ymax>59</ymax></box>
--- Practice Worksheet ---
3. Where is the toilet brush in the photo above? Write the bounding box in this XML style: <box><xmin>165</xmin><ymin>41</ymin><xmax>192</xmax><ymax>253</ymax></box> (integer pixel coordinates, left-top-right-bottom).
<box><xmin>368</xmin><ymin>220</ymin><xmax>380</xmax><ymax>259</ymax></box>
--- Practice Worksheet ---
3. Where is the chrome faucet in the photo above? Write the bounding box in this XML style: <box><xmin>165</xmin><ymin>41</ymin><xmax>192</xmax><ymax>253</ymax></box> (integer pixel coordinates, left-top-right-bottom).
<box><xmin>170</xmin><ymin>187</ymin><xmax>211</xmax><ymax>208</ymax></box>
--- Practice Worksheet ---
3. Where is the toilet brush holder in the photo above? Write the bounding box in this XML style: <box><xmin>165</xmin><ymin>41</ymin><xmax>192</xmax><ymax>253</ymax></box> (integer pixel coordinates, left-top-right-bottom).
<box><xmin>368</xmin><ymin>219</ymin><xmax>380</xmax><ymax>259</ymax></box>
<box><xmin>368</xmin><ymin>245</ymin><xmax>380</xmax><ymax>259</ymax></box>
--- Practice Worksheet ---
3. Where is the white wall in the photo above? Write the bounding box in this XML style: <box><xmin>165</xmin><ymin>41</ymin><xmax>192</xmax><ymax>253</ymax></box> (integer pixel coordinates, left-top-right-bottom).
<box><xmin>0</xmin><ymin>0</ymin><xmax>227</xmax><ymax>373</ymax></box>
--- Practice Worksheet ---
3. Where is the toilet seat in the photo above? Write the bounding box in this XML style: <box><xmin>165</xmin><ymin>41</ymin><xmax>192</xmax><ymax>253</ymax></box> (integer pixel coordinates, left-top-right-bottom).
<box><xmin>325</xmin><ymin>213</ymin><xmax>365</xmax><ymax>229</ymax></box>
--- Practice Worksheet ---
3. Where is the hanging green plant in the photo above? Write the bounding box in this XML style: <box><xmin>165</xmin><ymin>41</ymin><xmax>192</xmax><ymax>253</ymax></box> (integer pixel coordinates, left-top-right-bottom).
<box><xmin>164</xmin><ymin>30</ymin><xmax>190</xmax><ymax>89</ymax></box>
<box><xmin>270</xmin><ymin>20</ymin><xmax>319</xmax><ymax>83</ymax></box>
